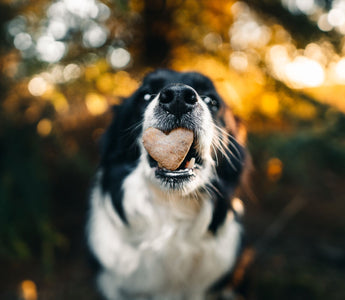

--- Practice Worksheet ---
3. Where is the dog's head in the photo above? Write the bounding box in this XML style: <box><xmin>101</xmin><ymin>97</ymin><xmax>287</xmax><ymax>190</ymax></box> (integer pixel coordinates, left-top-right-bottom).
<box><xmin>101</xmin><ymin>69</ymin><xmax>246</xmax><ymax>198</ymax></box>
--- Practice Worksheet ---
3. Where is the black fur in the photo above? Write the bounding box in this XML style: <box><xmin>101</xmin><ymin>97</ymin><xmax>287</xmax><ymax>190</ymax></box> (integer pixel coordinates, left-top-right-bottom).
<box><xmin>99</xmin><ymin>69</ymin><xmax>246</xmax><ymax>232</ymax></box>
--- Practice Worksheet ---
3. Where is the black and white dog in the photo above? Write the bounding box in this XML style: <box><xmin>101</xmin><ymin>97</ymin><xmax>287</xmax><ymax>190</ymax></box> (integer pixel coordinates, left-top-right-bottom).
<box><xmin>87</xmin><ymin>69</ymin><xmax>248</xmax><ymax>300</ymax></box>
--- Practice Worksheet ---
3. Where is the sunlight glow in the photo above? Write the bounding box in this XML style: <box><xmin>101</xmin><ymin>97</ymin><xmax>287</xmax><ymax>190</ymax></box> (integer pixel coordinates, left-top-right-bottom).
<box><xmin>96</xmin><ymin>73</ymin><xmax>114</xmax><ymax>93</ymax></box>
<box><xmin>14</xmin><ymin>33</ymin><xmax>32</xmax><ymax>51</ymax></box>
<box><xmin>108</xmin><ymin>47</ymin><xmax>131</xmax><ymax>69</ymax></box>
<box><xmin>28</xmin><ymin>77</ymin><xmax>48</xmax><ymax>96</ymax></box>
<box><xmin>335</xmin><ymin>58</ymin><xmax>345</xmax><ymax>81</ymax></box>
<box><xmin>230</xmin><ymin>19</ymin><xmax>271</xmax><ymax>50</ymax></box>
<box><xmin>230</xmin><ymin>3</ymin><xmax>271</xmax><ymax>50</ymax></box>
<box><xmin>50</xmin><ymin>92</ymin><xmax>69</xmax><ymax>113</ymax></box>
<box><xmin>267</xmin><ymin>45</ymin><xmax>290</xmax><ymax>79</ymax></box>
<box><xmin>230</xmin><ymin>51</ymin><xmax>248</xmax><ymax>72</ymax></box>
<box><xmin>295</xmin><ymin>0</ymin><xmax>318</xmax><ymax>15</ymax></box>
<box><xmin>63</xmin><ymin>64</ymin><xmax>81</xmax><ymax>81</ymax></box>
<box><xmin>36</xmin><ymin>36</ymin><xmax>66</xmax><ymax>63</ymax></box>
<box><xmin>7</xmin><ymin>0</ymin><xmax>111</xmax><ymax>63</ymax></box>
<box><xmin>83</xmin><ymin>24</ymin><xmax>108</xmax><ymax>48</ymax></box>
<box><xmin>85</xmin><ymin>93</ymin><xmax>108</xmax><ymax>115</ymax></box>
<box><xmin>304</xmin><ymin>43</ymin><xmax>327</xmax><ymax>65</ymax></box>
<box><xmin>282</xmin><ymin>0</ymin><xmax>318</xmax><ymax>15</ymax></box>
<box><xmin>285</xmin><ymin>56</ymin><xmax>325</xmax><ymax>88</ymax></box>
<box><xmin>47</xmin><ymin>1</ymin><xmax>68</xmax><ymax>19</ymax></box>
<box><xmin>260</xmin><ymin>93</ymin><xmax>280</xmax><ymax>116</ymax></box>
<box><xmin>203</xmin><ymin>32</ymin><xmax>222</xmax><ymax>51</ymax></box>
<box><xmin>47</xmin><ymin>19</ymin><xmax>68</xmax><ymax>40</ymax></box>
<box><xmin>267</xmin><ymin>43</ymin><xmax>326</xmax><ymax>89</ymax></box>
<box><xmin>97</xmin><ymin>3</ymin><xmax>111</xmax><ymax>21</ymax></box>
<box><xmin>63</xmin><ymin>0</ymin><xmax>98</xmax><ymax>19</ymax></box>
<box><xmin>317</xmin><ymin>13</ymin><xmax>333</xmax><ymax>31</ymax></box>
<box><xmin>328</xmin><ymin>8</ymin><xmax>345</xmax><ymax>27</ymax></box>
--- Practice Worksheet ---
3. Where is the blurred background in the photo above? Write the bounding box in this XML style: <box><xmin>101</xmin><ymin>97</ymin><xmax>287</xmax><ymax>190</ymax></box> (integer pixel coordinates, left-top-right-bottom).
<box><xmin>1</xmin><ymin>0</ymin><xmax>345</xmax><ymax>299</ymax></box>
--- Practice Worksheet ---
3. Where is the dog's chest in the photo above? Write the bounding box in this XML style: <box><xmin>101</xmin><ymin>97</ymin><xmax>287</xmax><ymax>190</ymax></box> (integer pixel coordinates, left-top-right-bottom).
<box><xmin>116</xmin><ymin>174</ymin><xmax>205</xmax><ymax>283</ymax></box>
<box><xmin>89</xmin><ymin>168</ymin><xmax>242</xmax><ymax>295</ymax></box>
<box><xmin>117</xmin><ymin>168</ymin><xmax>240</xmax><ymax>290</ymax></box>
<box><xmin>116</xmin><ymin>203</ymin><xmax>234</xmax><ymax>293</ymax></box>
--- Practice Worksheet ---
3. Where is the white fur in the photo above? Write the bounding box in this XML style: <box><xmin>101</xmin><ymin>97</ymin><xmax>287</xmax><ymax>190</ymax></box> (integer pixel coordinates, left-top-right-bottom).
<box><xmin>87</xmin><ymin>88</ymin><xmax>243</xmax><ymax>300</ymax></box>
<box><xmin>87</xmin><ymin>167</ymin><xmax>242</xmax><ymax>300</ymax></box>
<box><xmin>141</xmin><ymin>93</ymin><xmax>217</xmax><ymax>196</ymax></box>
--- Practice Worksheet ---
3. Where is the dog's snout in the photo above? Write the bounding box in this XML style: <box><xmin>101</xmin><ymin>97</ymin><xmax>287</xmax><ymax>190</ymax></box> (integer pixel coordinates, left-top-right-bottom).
<box><xmin>159</xmin><ymin>84</ymin><xmax>197</xmax><ymax>117</ymax></box>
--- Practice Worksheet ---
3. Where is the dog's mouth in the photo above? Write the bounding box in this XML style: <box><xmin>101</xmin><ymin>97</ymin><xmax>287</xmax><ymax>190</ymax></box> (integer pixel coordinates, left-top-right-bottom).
<box><xmin>142</xmin><ymin>126</ymin><xmax>207</xmax><ymax>187</ymax></box>
<box><xmin>148</xmin><ymin>139</ymin><xmax>203</xmax><ymax>182</ymax></box>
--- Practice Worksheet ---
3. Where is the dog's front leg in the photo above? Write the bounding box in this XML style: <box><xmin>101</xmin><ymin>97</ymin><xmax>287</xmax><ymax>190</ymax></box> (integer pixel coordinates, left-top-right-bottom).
<box><xmin>97</xmin><ymin>269</ymin><xmax>127</xmax><ymax>300</ymax></box>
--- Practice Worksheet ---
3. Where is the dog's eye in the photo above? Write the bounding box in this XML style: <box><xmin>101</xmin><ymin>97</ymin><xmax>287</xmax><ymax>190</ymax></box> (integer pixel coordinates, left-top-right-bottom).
<box><xmin>203</xmin><ymin>96</ymin><xmax>212</xmax><ymax>104</ymax></box>
<box><xmin>144</xmin><ymin>94</ymin><xmax>152</xmax><ymax>101</ymax></box>
<box><xmin>202</xmin><ymin>96</ymin><xmax>219</xmax><ymax>112</ymax></box>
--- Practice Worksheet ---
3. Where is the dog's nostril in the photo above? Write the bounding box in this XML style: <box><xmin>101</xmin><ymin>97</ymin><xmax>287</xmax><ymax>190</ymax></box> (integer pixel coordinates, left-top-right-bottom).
<box><xmin>184</xmin><ymin>89</ymin><xmax>197</xmax><ymax>105</ymax></box>
<box><xmin>159</xmin><ymin>89</ymin><xmax>174</xmax><ymax>104</ymax></box>
<box><xmin>159</xmin><ymin>84</ymin><xmax>198</xmax><ymax>117</ymax></box>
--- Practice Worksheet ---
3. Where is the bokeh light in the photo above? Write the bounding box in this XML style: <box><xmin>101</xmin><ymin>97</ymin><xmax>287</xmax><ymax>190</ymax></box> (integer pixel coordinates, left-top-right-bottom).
<box><xmin>7</xmin><ymin>0</ymin><xmax>111</xmax><ymax>63</ymax></box>
<box><xmin>64</xmin><ymin>0</ymin><xmax>99</xmax><ymax>19</ymax></box>
<box><xmin>230</xmin><ymin>51</ymin><xmax>248</xmax><ymax>72</ymax></box>
<box><xmin>83</xmin><ymin>23</ymin><xmax>109</xmax><ymax>48</ymax></box>
<box><xmin>36</xmin><ymin>36</ymin><xmax>66</xmax><ymax>63</ymax></box>
<box><xmin>37</xmin><ymin>118</ymin><xmax>53</xmax><ymax>136</ymax></box>
<box><xmin>285</xmin><ymin>56</ymin><xmax>325</xmax><ymax>88</ymax></box>
<box><xmin>28</xmin><ymin>77</ymin><xmax>48</xmax><ymax>96</ymax></box>
<box><xmin>20</xmin><ymin>280</ymin><xmax>37</xmax><ymax>300</ymax></box>
<box><xmin>203</xmin><ymin>32</ymin><xmax>223</xmax><ymax>51</ymax></box>
<box><xmin>282</xmin><ymin>0</ymin><xmax>320</xmax><ymax>15</ymax></box>
<box><xmin>260</xmin><ymin>93</ymin><xmax>280</xmax><ymax>116</ymax></box>
<box><xmin>85</xmin><ymin>92</ymin><xmax>108</xmax><ymax>115</ymax></box>
<box><xmin>63</xmin><ymin>64</ymin><xmax>82</xmax><ymax>81</ymax></box>
<box><xmin>267</xmin><ymin>157</ymin><xmax>284</xmax><ymax>182</ymax></box>
<box><xmin>7</xmin><ymin>16</ymin><xmax>27</xmax><ymax>36</ymax></box>
<box><xmin>13</xmin><ymin>33</ymin><xmax>32</xmax><ymax>51</ymax></box>
<box><xmin>335</xmin><ymin>58</ymin><xmax>345</xmax><ymax>81</ymax></box>
<box><xmin>108</xmin><ymin>47</ymin><xmax>131</xmax><ymax>69</ymax></box>
<box><xmin>47</xmin><ymin>19</ymin><xmax>68</xmax><ymax>40</ymax></box>
<box><xmin>318</xmin><ymin>13</ymin><xmax>333</xmax><ymax>31</ymax></box>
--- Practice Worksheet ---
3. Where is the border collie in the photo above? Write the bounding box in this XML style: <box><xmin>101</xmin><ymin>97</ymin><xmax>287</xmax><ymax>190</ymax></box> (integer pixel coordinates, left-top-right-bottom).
<box><xmin>87</xmin><ymin>69</ymin><xmax>248</xmax><ymax>300</ymax></box>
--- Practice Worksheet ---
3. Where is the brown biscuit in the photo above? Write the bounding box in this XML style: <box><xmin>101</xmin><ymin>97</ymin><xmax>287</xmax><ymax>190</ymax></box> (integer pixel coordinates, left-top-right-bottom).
<box><xmin>142</xmin><ymin>128</ymin><xmax>194</xmax><ymax>171</ymax></box>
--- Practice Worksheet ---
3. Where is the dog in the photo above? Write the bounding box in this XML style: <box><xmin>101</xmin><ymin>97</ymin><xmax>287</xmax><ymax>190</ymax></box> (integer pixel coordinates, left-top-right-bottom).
<box><xmin>86</xmin><ymin>69</ymin><xmax>248</xmax><ymax>300</ymax></box>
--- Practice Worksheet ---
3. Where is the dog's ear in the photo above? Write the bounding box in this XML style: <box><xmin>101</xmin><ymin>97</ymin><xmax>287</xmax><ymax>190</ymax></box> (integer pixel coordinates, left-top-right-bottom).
<box><xmin>223</xmin><ymin>107</ymin><xmax>247</xmax><ymax>146</ymax></box>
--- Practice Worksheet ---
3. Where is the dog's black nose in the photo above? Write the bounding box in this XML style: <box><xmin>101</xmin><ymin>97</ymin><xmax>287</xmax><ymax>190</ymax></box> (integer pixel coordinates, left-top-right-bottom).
<box><xmin>159</xmin><ymin>84</ymin><xmax>198</xmax><ymax>117</ymax></box>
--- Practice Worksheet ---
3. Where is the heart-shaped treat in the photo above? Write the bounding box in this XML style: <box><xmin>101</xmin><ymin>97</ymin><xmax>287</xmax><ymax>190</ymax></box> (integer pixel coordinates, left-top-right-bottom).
<box><xmin>142</xmin><ymin>127</ymin><xmax>194</xmax><ymax>171</ymax></box>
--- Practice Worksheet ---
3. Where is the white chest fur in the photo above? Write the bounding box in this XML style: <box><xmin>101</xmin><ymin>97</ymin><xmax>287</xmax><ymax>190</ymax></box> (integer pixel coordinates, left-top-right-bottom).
<box><xmin>87</xmin><ymin>167</ymin><xmax>242</xmax><ymax>300</ymax></box>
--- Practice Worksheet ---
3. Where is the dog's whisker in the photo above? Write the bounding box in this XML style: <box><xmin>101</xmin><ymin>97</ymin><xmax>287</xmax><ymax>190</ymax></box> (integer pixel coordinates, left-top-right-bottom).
<box><xmin>212</xmin><ymin>131</ymin><xmax>238</xmax><ymax>170</ymax></box>
<box><xmin>211</xmin><ymin>143</ymin><xmax>219</xmax><ymax>166</ymax></box>
<box><xmin>217</xmin><ymin>144</ymin><xmax>239</xmax><ymax>171</ymax></box>
<box><xmin>214</xmin><ymin>125</ymin><xmax>243</xmax><ymax>164</ymax></box>
<box><xmin>216</xmin><ymin>125</ymin><xmax>243</xmax><ymax>161</ymax></box>
<box><xmin>205</xmin><ymin>181</ymin><xmax>222</xmax><ymax>198</ymax></box>
<box><xmin>227</xmin><ymin>134</ymin><xmax>244</xmax><ymax>160</ymax></box>
<box><xmin>125</xmin><ymin>120</ymin><xmax>144</xmax><ymax>134</ymax></box>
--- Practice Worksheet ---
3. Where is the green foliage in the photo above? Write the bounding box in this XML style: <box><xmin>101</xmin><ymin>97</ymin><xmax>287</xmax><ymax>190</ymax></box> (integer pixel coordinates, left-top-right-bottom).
<box><xmin>250</xmin><ymin>110</ymin><xmax>345</xmax><ymax>189</ymax></box>
<box><xmin>0</xmin><ymin>116</ymin><xmax>50</xmax><ymax>260</ymax></box>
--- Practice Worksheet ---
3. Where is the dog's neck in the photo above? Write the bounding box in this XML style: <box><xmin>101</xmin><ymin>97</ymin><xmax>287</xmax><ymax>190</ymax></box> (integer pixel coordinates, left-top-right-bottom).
<box><xmin>121</xmin><ymin>163</ymin><xmax>214</xmax><ymax>239</ymax></box>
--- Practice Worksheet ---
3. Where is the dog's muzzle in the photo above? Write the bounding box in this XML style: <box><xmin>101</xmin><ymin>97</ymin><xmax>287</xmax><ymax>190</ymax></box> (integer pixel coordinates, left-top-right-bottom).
<box><xmin>143</xmin><ymin>84</ymin><xmax>209</xmax><ymax>188</ymax></box>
